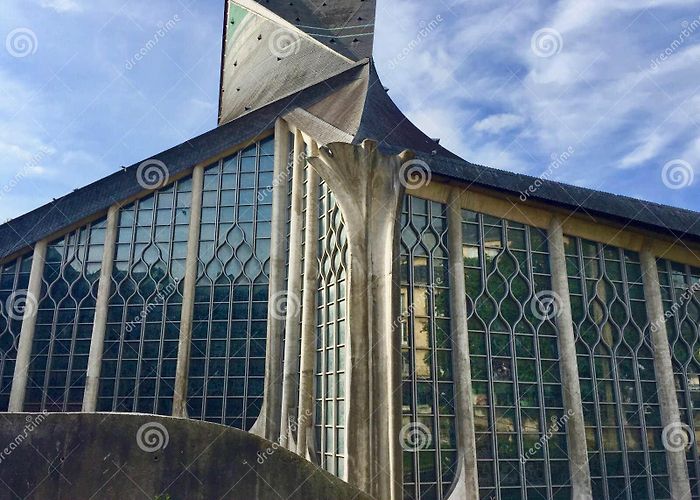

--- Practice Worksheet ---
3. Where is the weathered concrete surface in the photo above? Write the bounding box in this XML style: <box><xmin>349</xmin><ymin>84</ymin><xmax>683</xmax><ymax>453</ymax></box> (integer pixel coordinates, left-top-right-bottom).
<box><xmin>0</xmin><ymin>413</ymin><xmax>376</xmax><ymax>500</ymax></box>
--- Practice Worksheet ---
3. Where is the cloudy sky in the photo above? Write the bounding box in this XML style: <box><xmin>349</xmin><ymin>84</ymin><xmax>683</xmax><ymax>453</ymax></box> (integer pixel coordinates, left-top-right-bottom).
<box><xmin>0</xmin><ymin>0</ymin><xmax>699</xmax><ymax>222</ymax></box>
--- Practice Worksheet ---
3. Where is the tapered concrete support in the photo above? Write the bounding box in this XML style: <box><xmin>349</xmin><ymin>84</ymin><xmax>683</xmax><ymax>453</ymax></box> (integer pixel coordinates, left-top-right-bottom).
<box><xmin>8</xmin><ymin>239</ymin><xmax>48</xmax><ymax>412</ymax></box>
<box><xmin>280</xmin><ymin>130</ymin><xmax>305</xmax><ymax>449</ymax></box>
<box><xmin>260</xmin><ymin>119</ymin><xmax>291</xmax><ymax>441</ymax></box>
<box><xmin>172</xmin><ymin>164</ymin><xmax>205</xmax><ymax>418</ymax></box>
<box><xmin>308</xmin><ymin>140</ymin><xmax>412</xmax><ymax>500</ymax></box>
<box><xmin>82</xmin><ymin>205</ymin><xmax>119</xmax><ymax>412</ymax></box>
<box><xmin>445</xmin><ymin>189</ymin><xmax>479</xmax><ymax>500</ymax></box>
<box><xmin>641</xmin><ymin>244</ymin><xmax>692</xmax><ymax>500</ymax></box>
<box><xmin>296</xmin><ymin>149</ymin><xmax>320</xmax><ymax>458</ymax></box>
<box><xmin>547</xmin><ymin>216</ymin><xmax>592</xmax><ymax>500</ymax></box>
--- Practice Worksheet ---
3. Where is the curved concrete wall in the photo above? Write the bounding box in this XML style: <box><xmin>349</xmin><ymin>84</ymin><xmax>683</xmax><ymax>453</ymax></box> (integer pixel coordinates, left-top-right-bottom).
<box><xmin>0</xmin><ymin>413</ymin><xmax>375</xmax><ymax>500</ymax></box>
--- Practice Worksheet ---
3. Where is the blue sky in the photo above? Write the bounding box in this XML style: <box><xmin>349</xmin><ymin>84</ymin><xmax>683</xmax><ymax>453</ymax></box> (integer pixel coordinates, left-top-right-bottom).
<box><xmin>0</xmin><ymin>0</ymin><xmax>699</xmax><ymax>222</ymax></box>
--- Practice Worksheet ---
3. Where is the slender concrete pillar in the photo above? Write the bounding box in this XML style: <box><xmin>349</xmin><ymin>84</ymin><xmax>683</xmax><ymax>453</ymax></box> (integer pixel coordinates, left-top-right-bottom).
<box><xmin>82</xmin><ymin>205</ymin><xmax>119</xmax><ymax>412</ymax></box>
<box><xmin>308</xmin><ymin>140</ymin><xmax>411</xmax><ymax>500</ymax></box>
<box><xmin>640</xmin><ymin>244</ymin><xmax>692</xmax><ymax>500</ymax></box>
<box><xmin>279</xmin><ymin>129</ymin><xmax>305</xmax><ymax>449</ymax></box>
<box><xmin>260</xmin><ymin>119</ymin><xmax>291</xmax><ymax>441</ymax></box>
<box><xmin>9</xmin><ymin>239</ymin><xmax>48</xmax><ymax>412</ymax></box>
<box><xmin>547</xmin><ymin>216</ymin><xmax>592</xmax><ymax>499</ymax></box>
<box><xmin>445</xmin><ymin>189</ymin><xmax>479</xmax><ymax>500</ymax></box>
<box><xmin>296</xmin><ymin>145</ymin><xmax>320</xmax><ymax>458</ymax></box>
<box><xmin>172</xmin><ymin>164</ymin><xmax>205</xmax><ymax>418</ymax></box>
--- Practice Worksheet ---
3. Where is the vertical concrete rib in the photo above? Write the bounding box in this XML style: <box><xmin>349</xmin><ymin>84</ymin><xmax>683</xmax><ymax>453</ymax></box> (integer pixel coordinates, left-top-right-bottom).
<box><xmin>640</xmin><ymin>244</ymin><xmax>692</xmax><ymax>500</ymax></box>
<box><xmin>547</xmin><ymin>216</ymin><xmax>592</xmax><ymax>499</ymax></box>
<box><xmin>260</xmin><ymin>119</ymin><xmax>291</xmax><ymax>441</ymax></box>
<box><xmin>446</xmin><ymin>189</ymin><xmax>479</xmax><ymax>500</ymax></box>
<box><xmin>279</xmin><ymin>129</ymin><xmax>305</xmax><ymax>448</ymax></box>
<box><xmin>9</xmin><ymin>239</ymin><xmax>48</xmax><ymax>412</ymax></box>
<box><xmin>172</xmin><ymin>164</ymin><xmax>205</xmax><ymax>418</ymax></box>
<box><xmin>296</xmin><ymin>143</ymin><xmax>320</xmax><ymax>457</ymax></box>
<box><xmin>82</xmin><ymin>205</ymin><xmax>119</xmax><ymax>412</ymax></box>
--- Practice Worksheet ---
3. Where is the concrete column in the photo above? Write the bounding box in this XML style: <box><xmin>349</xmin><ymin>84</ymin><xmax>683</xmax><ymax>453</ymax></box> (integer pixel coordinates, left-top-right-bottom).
<box><xmin>82</xmin><ymin>205</ymin><xmax>119</xmax><ymax>412</ymax></box>
<box><xmin>296</xmin><ymin>145</ymin><xmax>320</xmax><ymax>458</ymax></box>
<box><xmin>547</xmin><ymin>216</ymin><xmax>592</xmax><ymax>500</ymax></box>
<box><xmin>9</xmin><ymin>239</ymin><xmax>48</xmax><ymax>411</ymax></box>
<box><xmin>260</xmin><ymin>119</ymin><xmax>291</xmax><ymax>441</ymax></box>
<box><xmin>445</xmin><ymin>189</ymin><xmax>479</xmax><ymax>500</ymax></box>
<box><xmin>279</xmin><ymin>130</ymin><xmax>305</xmax><ymax>449</ymax></box>
<box><xmin>640</xmin><ymin>244</ymin><xmax>692</xmax><ymax>500</ymax></box>
<box><xmin>172</xmin><ymin>164</ymin><xmax>205</xmax><ymax>418</ymax></box>
<box><xmin>308</xmin><ymin>140</ymin><xmax>411</xmax><ymax>500</ymax></box>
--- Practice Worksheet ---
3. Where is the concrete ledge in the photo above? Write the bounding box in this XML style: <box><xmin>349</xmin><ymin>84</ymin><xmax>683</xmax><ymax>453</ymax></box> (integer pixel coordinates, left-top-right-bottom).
<box><xmin>0</xmin><ymin>413</ymin><xmax>375</xmax><ymax>500</ymax></box>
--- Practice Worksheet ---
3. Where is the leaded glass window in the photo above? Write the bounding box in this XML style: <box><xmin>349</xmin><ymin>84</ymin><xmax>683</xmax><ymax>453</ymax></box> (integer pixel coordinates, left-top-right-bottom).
<box><xmin>400</xmin><ymin>196</ymin><xmax>457</xmax><ymax>500</ymax></box>
<box><xmin>658</xmin><ymin>259</ymin><xmax>700</xmax><ymax>499</ymax></box>
<box><xmin>467</xmin><ymin>211</ymin><xmax>568</xmax><ymax>500</ymax></box>
<box><xmin>25</xmin><ymin>219</ymin><xmax>106</xmax><ymax>412</ymax></box>
<box><xmin>0</xmin><ymin>255</ymin><xmax>32</xmax><ymax>411</ymax></box>
<box><xmin>187</xmin><ymin>136</ymin><xmax>274</xmax><ymax>430</ymax></box>
<box><xmin>314</xmin><ymin>181</ymin><xmax>348</xmax><ymax>477</ymax></box>
<box><xmin>98</xmin><ymin>180</ymin><xmax>190</xmax><ymax>415</ymax></box>
<box><xmin>566</xmin><ymin>237</ymin><xmax>666</xmax><ymax>499</ymax></box>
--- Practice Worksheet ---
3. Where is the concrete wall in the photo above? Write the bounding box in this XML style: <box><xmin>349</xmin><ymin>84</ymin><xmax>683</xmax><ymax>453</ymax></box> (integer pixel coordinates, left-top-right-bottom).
<box><xmin>0</xmin><ymin>413</ymin><xmax>375</xmax><ymax>500</ymax></box>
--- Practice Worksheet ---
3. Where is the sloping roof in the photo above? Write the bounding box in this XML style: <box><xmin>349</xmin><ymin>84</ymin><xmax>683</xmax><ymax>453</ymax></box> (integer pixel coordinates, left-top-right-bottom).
<box><xmin>1</xmin><ymin>0</ymin><xmax>699</xmax><ymax>262</ymax></box>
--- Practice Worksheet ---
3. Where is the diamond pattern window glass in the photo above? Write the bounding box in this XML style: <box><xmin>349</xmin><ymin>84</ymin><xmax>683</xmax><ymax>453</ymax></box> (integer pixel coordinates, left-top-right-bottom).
<box><xmin>466</xmin><ymin>211</ymin><xmax>568</xmax><ymax>500</ymax></box>
<box><xmin>98</xmin><ymin>180</ymin><xmax>190</xmax><ymax>415</ymax></box>
<box><xmin>658</xmin><ymin>259</ymin><xmax>700</xmax><ymax>499</ymax></box>
<box><xmin>25</xmin><ymin>219</ymin><xmax>106</xmax><ymax>412</ymax></box>
<box><xmin>314</xmin><ymin>180</ymin><xmax>348</xmax><ymax>478</ymax></box>
<box><xmin>186</xmin><ymin>135</ymin><xmax>274</xmax><ymax>430</ymax></box>
<box><xmin>0</xmin><ymin>255</ymin><xmax>32</xmax><ymax>411</ymax></box>
<box><xmin>566</xmin><ymin>237</ymin><xmax>666</xmax><ymax>500</ymax></box>
<box><xmin>400</xmin><ymin>196</ymin><xmax>457</xmax><ymax>500</ymax></box>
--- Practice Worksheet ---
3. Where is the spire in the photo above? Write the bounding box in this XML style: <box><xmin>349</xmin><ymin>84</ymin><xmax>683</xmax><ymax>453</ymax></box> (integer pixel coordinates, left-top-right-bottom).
<box><xmin>218</xmin><ymin>0</ymin><xmax>376</xmax><ymax>125</ymax></box>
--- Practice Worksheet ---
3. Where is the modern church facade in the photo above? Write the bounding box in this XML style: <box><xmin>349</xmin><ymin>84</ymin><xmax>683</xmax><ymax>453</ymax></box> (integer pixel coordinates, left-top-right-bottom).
<box><xmin>1</xmin><ymin>1</ymin><xmax>699</xmax><ymax>500</ymax></box>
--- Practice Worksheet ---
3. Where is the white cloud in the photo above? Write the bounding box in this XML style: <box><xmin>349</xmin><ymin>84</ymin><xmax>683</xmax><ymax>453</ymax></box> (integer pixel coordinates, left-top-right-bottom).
<box><xmin>39</xmin><ymin>0</ymin><xmax>82</xmax><ymax>13</ymax></box>
<box><xmin>473</xmin><ymin>114</ymin><xmax>525</xmax><ymax>134</ymax></box>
